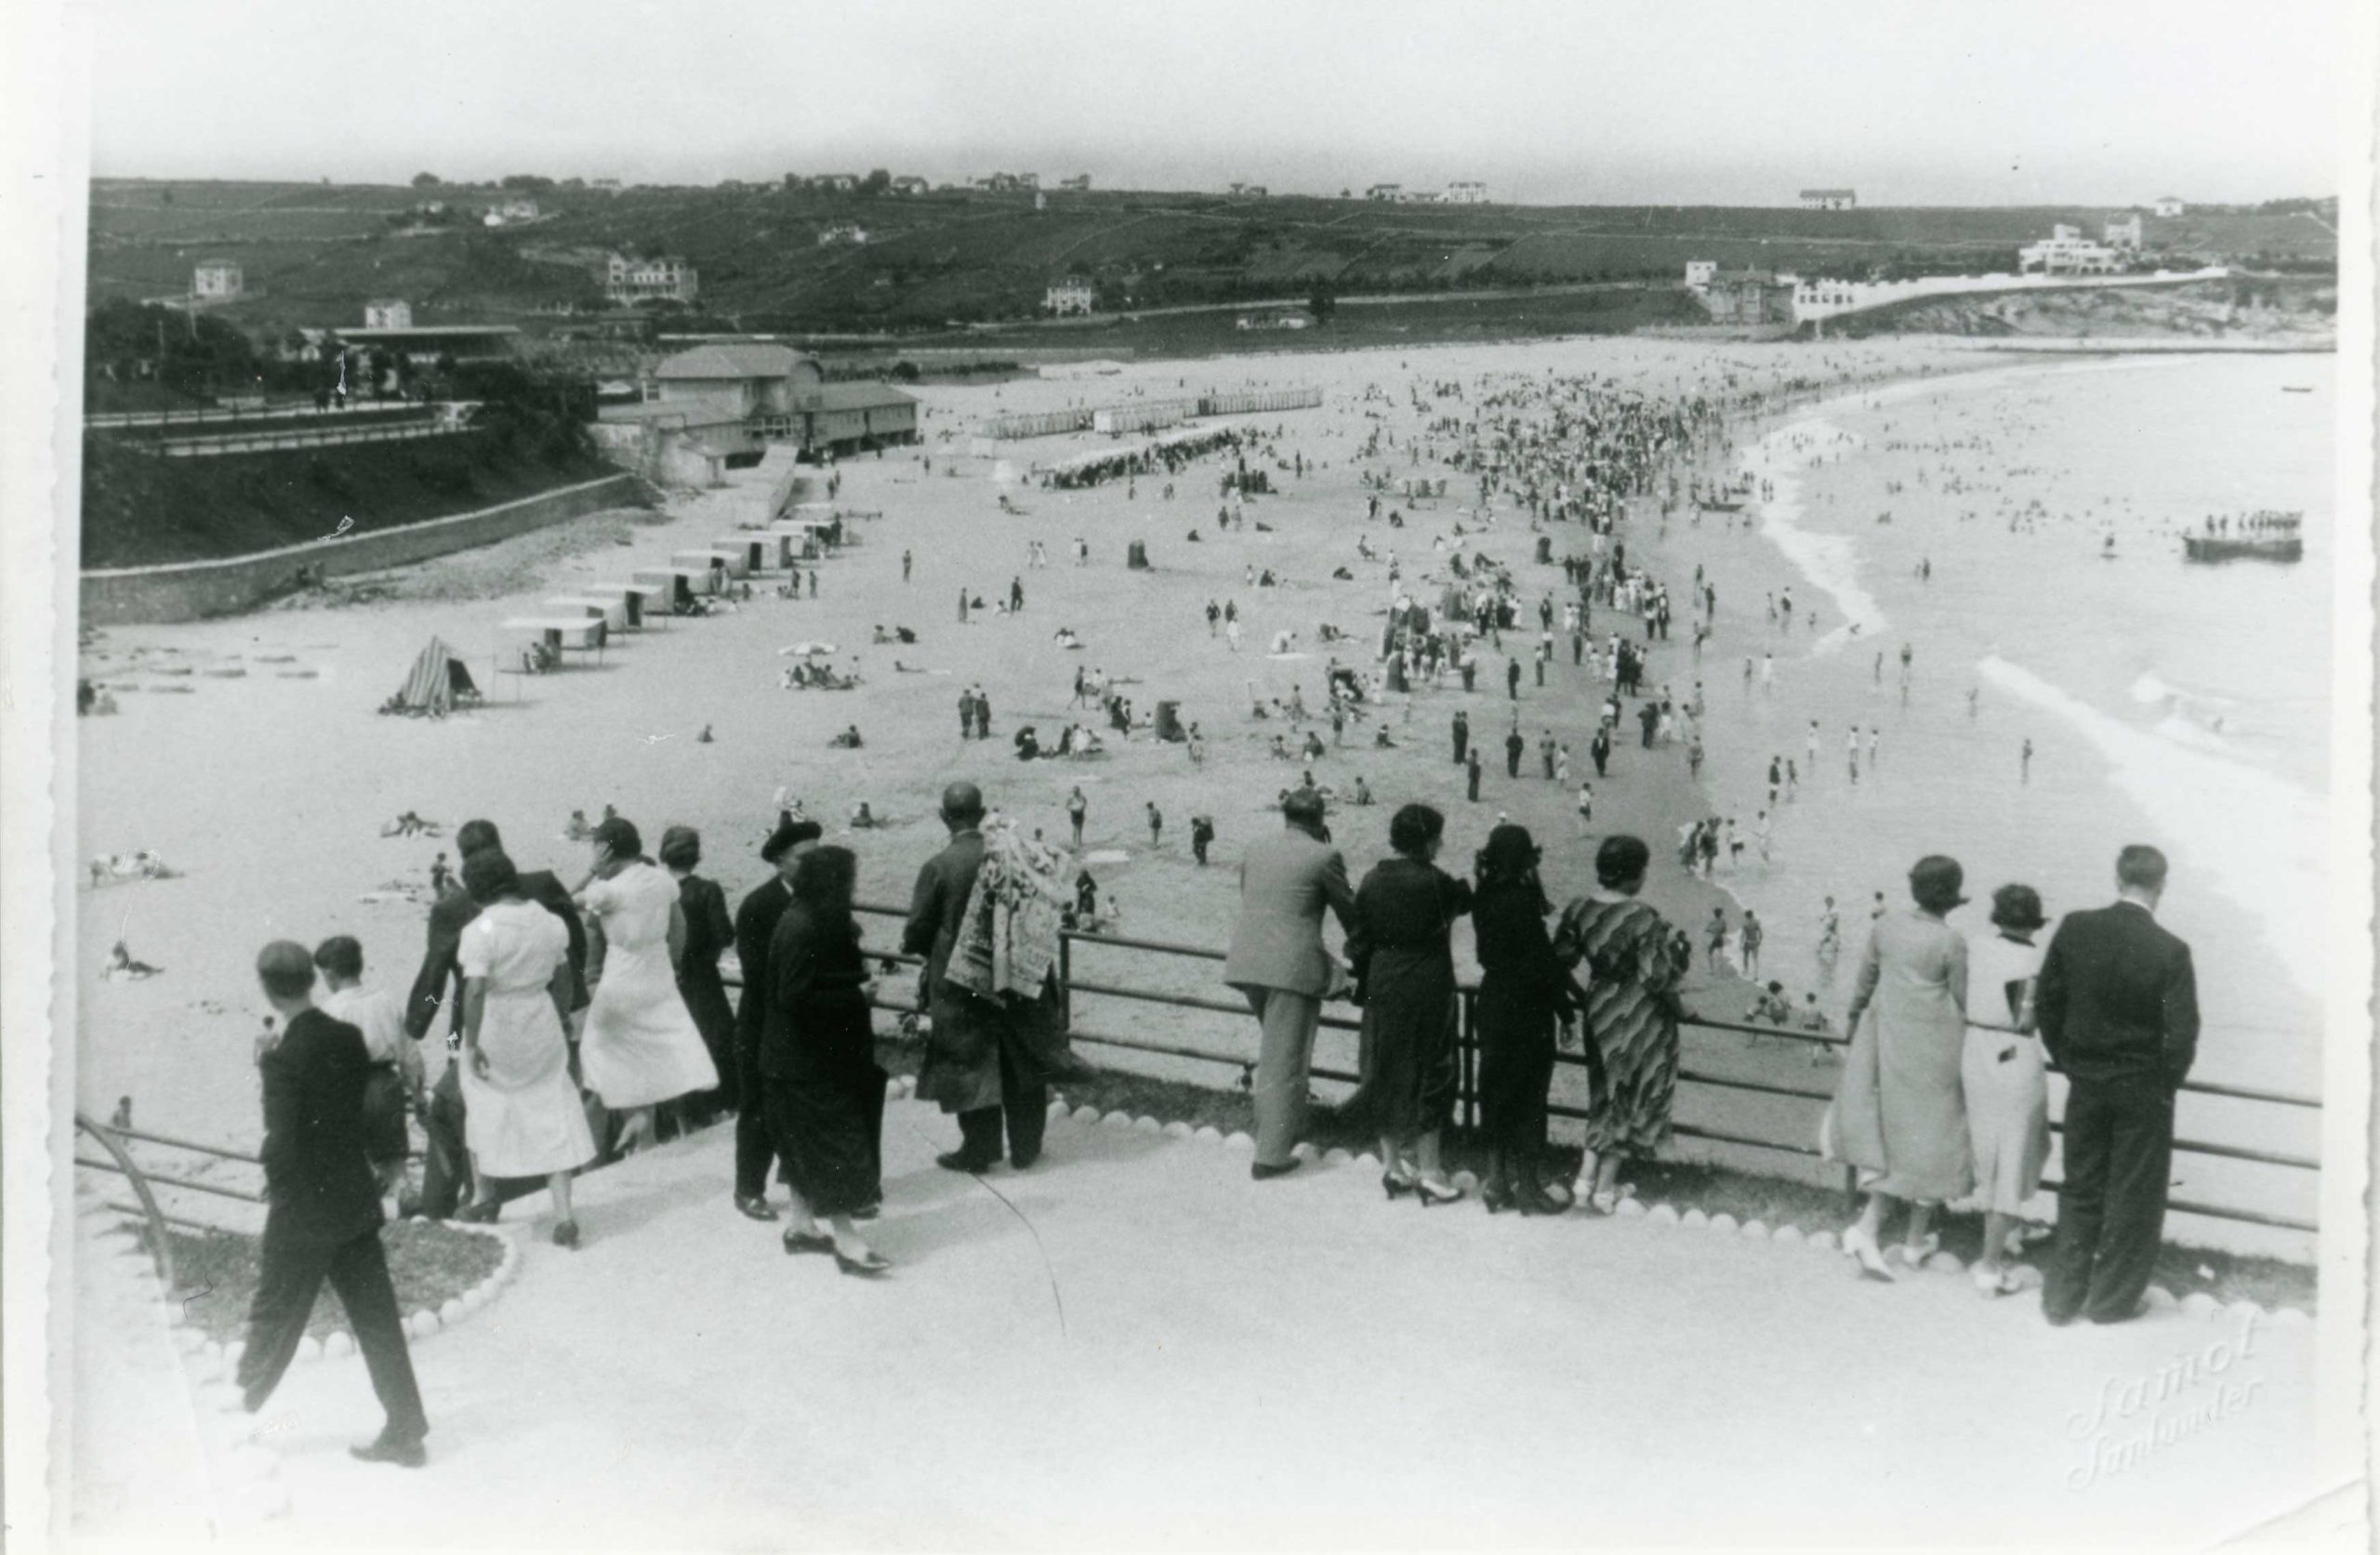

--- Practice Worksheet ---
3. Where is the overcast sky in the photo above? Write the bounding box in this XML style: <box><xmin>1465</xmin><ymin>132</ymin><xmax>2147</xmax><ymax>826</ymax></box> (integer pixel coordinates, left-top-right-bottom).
<box><xmin>86</xmin><ymin>0</ymin><xmax>2349</xmax><ymax>204</ymax></box>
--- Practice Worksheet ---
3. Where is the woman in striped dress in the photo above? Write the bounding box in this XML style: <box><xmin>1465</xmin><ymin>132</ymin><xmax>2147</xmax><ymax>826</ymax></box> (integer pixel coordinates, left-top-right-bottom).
<box><xmin>1553</xmin><ymin>835</ymin><xmax>1689</xmax><ymax>1213</ymax></box>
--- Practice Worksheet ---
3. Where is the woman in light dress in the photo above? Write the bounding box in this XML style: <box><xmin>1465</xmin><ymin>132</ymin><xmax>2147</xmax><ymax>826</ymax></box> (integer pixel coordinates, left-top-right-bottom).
<box><xmin>1962</xmin><ymin>884</ymin><xmax>2053</xmax><ymax>1297</ymax></box>
<box><xmin>574</xmin><ymin>817</ymin><xmax>721</xmax><ymax>1154</ymax></box>
<box><xmin>1828</xmin><ymin>854</ymin><xmax>1973</xmax><ymax>1281</ymax></box>
<box><xmin>455</xmin><ymin>850</ymin><xmax>599</xmax><ymax>1246</ymax></box>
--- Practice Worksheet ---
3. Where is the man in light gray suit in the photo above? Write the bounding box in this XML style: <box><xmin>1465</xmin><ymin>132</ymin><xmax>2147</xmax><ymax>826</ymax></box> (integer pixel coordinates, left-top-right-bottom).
<box><xmin>1223</xmin><ymin>790</ymin><xmax>1357</xmax><ymax>1179</ymax></box>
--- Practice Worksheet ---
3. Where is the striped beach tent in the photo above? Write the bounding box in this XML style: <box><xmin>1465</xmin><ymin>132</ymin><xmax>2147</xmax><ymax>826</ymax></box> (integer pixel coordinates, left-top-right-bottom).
<box><xmin>388</xmin><ymin>636</ymin><xmax>478</xmax><ymax>716</ymax></box>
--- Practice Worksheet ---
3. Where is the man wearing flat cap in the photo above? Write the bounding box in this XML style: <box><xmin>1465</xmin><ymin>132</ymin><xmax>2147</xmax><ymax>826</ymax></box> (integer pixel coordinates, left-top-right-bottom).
<box><xmin>1223</xmin><ymin>788</ymin><xmax>1357</xmax><ymax>1179</ymax></box>
<box><xmin>729</xmin><ymin>811</ymin><xmax>820</xmax><ymax>1219</ymax></box>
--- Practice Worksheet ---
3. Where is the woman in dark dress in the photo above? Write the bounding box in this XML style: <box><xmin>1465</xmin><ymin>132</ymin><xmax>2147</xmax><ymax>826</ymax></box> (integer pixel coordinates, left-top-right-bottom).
<box><xmin>662</xmin><ymin>826</ymin><xmax>737</xmax><ymax>1131</ymax></box>
<box><xmin>1472</xmin><ymin>823</ymin><xmax>1595</xmax><ymax>1216</ymax></box>
<box><xmin>1553</xmin><ymin>835</ymin><xmax>1688</xmax><ymax>1213</ymax></box>
<box><xmin>1345</xmin><ymin>804</ymin><xmax>1474</xmax><ymax>1205</ymax></box>
<box><xmin>764</xmin><ymin>846</ymin><xmax>891</xmax><ymax>1276</ymax></box>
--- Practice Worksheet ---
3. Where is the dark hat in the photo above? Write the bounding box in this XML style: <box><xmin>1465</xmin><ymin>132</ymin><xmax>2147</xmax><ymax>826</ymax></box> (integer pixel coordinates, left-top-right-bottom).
<box><xmin>591</xmin><ymin>815</ymin><xmax>642</xmax><ymax>859</ymax></box>
<box><xmin>1281</xmin><ymin>787</ymin><xmax>1327</xmax><ymax>824</ymax></box>
<box><xmin>1990</xmin><ymin>883</ymin><xmax>2048</xmax><ymax>931</ymax></box>
<box><xmin>1476</xmin><ymin>823</ymin><xmax>1540</xmax><ymax>876</ymax></box>
<box><xmin>1909</xmin><ymin>854</ymin><xmax>1969</xmax><ymax>914</ymax></box>
<box><xmin>761</xmin><ymin>812</ymin><xmax>823</xmax><ymax>863</ymax></box>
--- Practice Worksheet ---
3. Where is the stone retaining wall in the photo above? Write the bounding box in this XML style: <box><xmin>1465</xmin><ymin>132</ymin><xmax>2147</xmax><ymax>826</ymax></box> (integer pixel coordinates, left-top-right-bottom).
<box><xmin>81</xmin><ymin>473</ymin><xmax>643</xmax><ymax>626</ymax></box>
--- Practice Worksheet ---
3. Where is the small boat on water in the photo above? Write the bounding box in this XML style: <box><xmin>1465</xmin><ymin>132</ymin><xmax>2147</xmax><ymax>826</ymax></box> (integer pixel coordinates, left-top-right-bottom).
<box><xmin>2184</xmin><ymin>508</ymin><xmax>2303</xmax><ymax>563</ymax></box>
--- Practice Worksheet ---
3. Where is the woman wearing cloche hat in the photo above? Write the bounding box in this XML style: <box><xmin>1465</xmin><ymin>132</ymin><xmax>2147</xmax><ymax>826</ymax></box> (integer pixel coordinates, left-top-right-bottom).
<box><xmin>1827</xmin><ymin>854</ymin><xmax>1976</xmax><ymax>1281</ymax></box>
<box><xmin>1960</xmin><ymin>883</ymin><xmax>2054</xmax><ymax>1297</ymax></box>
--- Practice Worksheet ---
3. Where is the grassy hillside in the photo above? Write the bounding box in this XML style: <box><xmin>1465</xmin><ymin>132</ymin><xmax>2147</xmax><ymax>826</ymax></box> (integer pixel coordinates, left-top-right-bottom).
<box><xmin>89</xmin><ymin>178</ymin><xmax>2338</xmax><ymax>338</ymax></box>
<box><xmin>80</xmin><ymin>428</ymin><xmax>616</xmax><ymax>568</ymax></box>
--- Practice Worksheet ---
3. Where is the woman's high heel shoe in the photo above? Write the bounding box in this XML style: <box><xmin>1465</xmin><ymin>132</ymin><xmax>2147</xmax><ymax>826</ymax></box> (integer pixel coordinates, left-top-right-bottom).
<box><xmin>1382</xmin><ymin>1172</ymin><xmax>1417</xmax><ymax>1200</ymax></box>
<box><xmin>782</xmin><ymin>1228</ymin><xmax>834</xmax><ymax>1257</ymax></box>
<box><xmin>1414</xmin><ymin>1177</ymin><xmax>1465</xmax><ymax>1207</ymax></box>
<box><xmin>1843</xmin><ymin>1223</ymin><xmax>1897</xmax><ymax>1282</ymax></box>
<box><xmin>833</xmin><ymin>1247</ymin><xmax>891</xmax><ymax>1277</ymax></box>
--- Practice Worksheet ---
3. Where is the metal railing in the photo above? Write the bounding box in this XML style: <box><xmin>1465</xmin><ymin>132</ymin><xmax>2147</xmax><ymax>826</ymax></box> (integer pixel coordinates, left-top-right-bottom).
<box><xmin>831</xmin><ymin>901</ymin><xmax>2320</xmax><ymax>1236</ymax></box>
<box><xmin>147</xmin><ymin>421</ymin><xmax>467</xmax><ymax>457</ymax></box>
<box><xmin>73</xmin><ymin>1114</ymin><xmax>220</xmax><ymax>1293</ymax></box>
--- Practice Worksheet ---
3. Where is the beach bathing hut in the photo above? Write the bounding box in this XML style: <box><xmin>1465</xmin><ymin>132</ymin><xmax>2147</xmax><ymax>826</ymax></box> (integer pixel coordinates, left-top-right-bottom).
<box><xmin>547</xmin><ymin>596</ymin><xmax>632</xmax><ymax>632</ymax></box>
<box><xmin>673</xmin><ymin>547</ymin><xmax>748</xmax><ymax>581</ymax></box>
<box><xmin>584</xmin><ymin>581</ymin><xmax>664</xmax><ymax>627</ymax></box>
<box><xmin>713</xmin><ymin>536</ymin><xmax>772</xmax><ymax>573</ymax></box>
<box><xmin>502</xmin><ymin>616</ymin><xmax>607</xmax><ymax>665</ymax></box>
<box><xmin>386</xmin><ymin>637</ymin><xmax>480</xmax><ymax>715</ymax></box>
<box><xmin>634</xmin><ymin>566</ymin><xmax>715</xmax><ymax>608</ymax></box>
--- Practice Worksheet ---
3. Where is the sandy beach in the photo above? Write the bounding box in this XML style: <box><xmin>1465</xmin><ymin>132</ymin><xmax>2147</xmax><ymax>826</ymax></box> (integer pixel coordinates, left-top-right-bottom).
<box><xmin>73</xmin><ymin>332</ymin><xmax>2319</xmax><ymax>1255</ymax></box>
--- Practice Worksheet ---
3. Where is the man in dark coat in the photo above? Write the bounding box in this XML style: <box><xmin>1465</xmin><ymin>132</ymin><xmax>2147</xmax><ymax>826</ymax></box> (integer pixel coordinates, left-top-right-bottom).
<box><xmin>1465</xmin><ymin>747</ymin><xmax>1483</xmax><ymax>803</ymax></box>
<box><xmin>903</xmin><ymin>782</ymin><xmax>1075</xmax><ymax>1172</ymax></box>
<box><xmin>1450</xmin><ymin>708</ymin><xmax>1470</xmax><ymax>767</ymax></box>
<box><xmin>239</xmin><ymin>942</ymin><xmax>430</xmax><ymax>1466</ymax></box>
<box><xmin>729</xmin><ymin>814</ymin><xmax>820</xmax><ymax>1219</ymax></box>
<box><xmin>403</xmin><ymin>819</ymin><xmax>587</xmax><ymax>1219</ymax></box>
<box><xmin>2036</xmin><ymin>844</ymin><xmax>2201</xmax><ymax>1325</ymax></box>
<box><xmin>1504</xmin><ymin>724</ymin><xmax>1526</xmax><ymax>779</ymax></box>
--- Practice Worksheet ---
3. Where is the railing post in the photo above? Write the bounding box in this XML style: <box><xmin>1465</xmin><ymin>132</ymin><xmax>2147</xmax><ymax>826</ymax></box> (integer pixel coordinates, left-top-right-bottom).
<box><xmin>1460</xmin><ymin>987</ymin><xmax>1478</xmax><ymax>1134</ymax></box>
<box><xmin>1057</xmin><ymin>930</ymin><xmax>1075</xmax><ymax>1036</ymax></box>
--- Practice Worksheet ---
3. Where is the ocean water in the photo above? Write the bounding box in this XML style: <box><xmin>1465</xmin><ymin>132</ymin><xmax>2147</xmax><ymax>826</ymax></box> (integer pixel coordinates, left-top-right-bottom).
<box><xmin>1706</xmin><ymin>353</ymin><xmax>2334</xmax><ymax>1098</ymax></box>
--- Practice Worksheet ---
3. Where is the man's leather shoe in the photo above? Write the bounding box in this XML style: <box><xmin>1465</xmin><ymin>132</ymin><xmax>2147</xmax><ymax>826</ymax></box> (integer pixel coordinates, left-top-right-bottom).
<box><xmin>733</xmin><ymin>1194</ymin><xmax>778</xmax><ymax>1222</ymax></box>
<box><xmin>350</xmin><ymin>1433</ymin><xmax>427</xmax><ymax>1468</ymax></box>
<box><xmin>1009</xmin><ymin>1150</ymin><xmax>1040</xmax><ymax>1170</ymax></box>
<box><xmin>1250</xmin><ymin>1159</ymin><xmax>1302</xmax><ymax>1180</ymax></box>
<box><xmin>936</xmin><ymin>1151</ymin><xmax>995</xmax><ymax>1174</ymax></box>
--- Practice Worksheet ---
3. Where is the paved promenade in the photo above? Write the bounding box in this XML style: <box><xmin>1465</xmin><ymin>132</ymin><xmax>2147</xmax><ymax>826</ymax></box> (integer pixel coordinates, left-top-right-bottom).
<box><xmin>231</xmin><ymin>1100</ymin><xmax>2319</xmax><ymax>1549</ymax></box>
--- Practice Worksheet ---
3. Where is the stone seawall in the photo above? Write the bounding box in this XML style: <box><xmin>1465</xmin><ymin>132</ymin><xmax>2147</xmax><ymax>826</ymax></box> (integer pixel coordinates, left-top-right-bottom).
<box><xmin>81</xmin><ymin>474</ymin><xmax>643</xmax><ymax>626</ymax></box>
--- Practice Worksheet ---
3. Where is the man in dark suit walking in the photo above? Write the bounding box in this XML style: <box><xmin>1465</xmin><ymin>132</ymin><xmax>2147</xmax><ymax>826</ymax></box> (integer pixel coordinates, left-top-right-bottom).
<box><xmin>239</xmin><ymin>942</ymin><xmax>430</xmax><ymax>1466</ymax></box>
<box><xmin>403</xmin><ymin>820</ymin><xmax>588</xmax><ymax>1219</ymax></box>
<box><xmin>2035</xmin><ymin>845</ymin><xmax>2200</xmax><ymax>1325</ymax></box>
<box><xmin>729</xmin><ymin>813</ymin><xmax>820</xmax><ymax>1219</ymax></box>
<box><xmin>1223</xmin><ymin>791</ymin><xmax>1356</xmax><ymax>1179</ymax></box>
<box><xmin>904</xmin><ymin>782</ymin><xmax>1077</xmax><ymax>1172</ymax></box>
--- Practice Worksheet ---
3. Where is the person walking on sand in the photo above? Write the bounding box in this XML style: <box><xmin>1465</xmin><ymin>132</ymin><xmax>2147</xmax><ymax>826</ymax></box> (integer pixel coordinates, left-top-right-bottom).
<box><xmin>1466</xmin><ymin>747</ymin><xmax>1484</xmax><ymax>803</ymax></box>
<box><xmin>1705</xmin><ymin>905</ymin><xmax>1730</xmax><ymax>968</ymax></box>
<box><xmin>1146</xmin><ymin>801</ymin><xmax>1164</xmax><ymax>850</ymax></box>
<box><xmin>2021</xmin><ymin>738</ymin><xmax>2034</xmax><ymax>784</ymax></box>
<box><xmin>1066</xmin><ymin>786</ymin><xmax>1088</xmax><ymax>849</ymax></box>
<box><xmin>1846</xmin><ymin>726</ymin><xmax>1860</xmax><ymax>785</ymax></box>
<box><xmin>903</xmin><ymin>548</ymin><xmax>913</xmax><ymax>583</ymax></box>
<box><xmin>1223</xmin><ymin>790</ymin><xmax>1357</xmax><ymax>1179</ymax></box>
<box><xmin>1739</xmin><ymin>911</ymin><xmax>1764</xmax><ymax>979</ymax></box>
<box><xmin>1805</xmin><ymin>720</ymin><xmax>1820</xmax><ymax>778</ymax></box>
<box><xmin>2036</xmin><ymin>847</ymin><xmax>2199</xmax><ymax>1326</ymax></box>
<box><xmin>1451</xmin><ymin>709</ymin><xmax>1470</xmax><ymax>767</ymax></box>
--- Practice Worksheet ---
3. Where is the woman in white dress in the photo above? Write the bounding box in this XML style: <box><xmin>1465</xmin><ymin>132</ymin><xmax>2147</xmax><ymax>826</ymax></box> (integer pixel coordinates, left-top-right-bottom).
<box><xmin>574</xmin><ymin>817</ymin><xmax>720</xmax><ymax>1153</ymax></box>
<box><xmin>455</xmin><ymin>850</ymin><xmax>599</xmax><ymax>1246</ymax></box>
<box><xmin>1961</xmin><ymin>883</ymin><xmax>2052</xmax><ymax>1297</ymax></box>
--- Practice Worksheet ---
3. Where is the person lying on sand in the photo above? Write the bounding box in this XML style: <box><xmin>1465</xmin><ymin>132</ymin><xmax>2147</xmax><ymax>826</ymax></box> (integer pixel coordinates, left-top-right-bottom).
<box><xmin>828</xmin><ymin>725</ymin><xmax>865</xmax><ymax>749</ymax></box>
<box><xmin>107</xmin><ymin>941</ymin><xmax>163</xmax><ymax>980</ymax></box>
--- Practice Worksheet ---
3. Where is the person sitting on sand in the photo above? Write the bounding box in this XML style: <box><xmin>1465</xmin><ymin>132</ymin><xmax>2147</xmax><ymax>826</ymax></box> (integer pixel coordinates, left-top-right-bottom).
<box><xmin>850</xmin><ymin>803</ymin><xmax>879</xmax><ymax>830</ymax></box>
<box><xmin>565</xmin><ymin>810</ymin><xmax>593</xmax><ymax>841</ymax></box>
<box><xmin>828</xmin><ymin>725</ymin><xmax>864</xmax><ymax>749</ymax></box>
<box><xmin>1746</xmin><ymin>982</ymin><xmax>1794</xmax><ymax>1028</ymax></box>
<box><xmin>1014</xmin><ymin>727</ymin><xmax>1042</xmax><ymax>761</ymax></box>
<box><xmin>1053</xmin><ymin>626</ymin><xmax>1083</xmax><ymax>651</ymax></box>
<box><xmin>1373</xmin><ymin>726</ymin><xmax>1397</xmax><ymax>749</ymax></box>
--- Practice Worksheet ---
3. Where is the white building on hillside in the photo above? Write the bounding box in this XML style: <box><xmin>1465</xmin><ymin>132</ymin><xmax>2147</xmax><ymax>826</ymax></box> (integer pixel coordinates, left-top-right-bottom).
<box><xmin>1800</xmin><ymin>188</ymin><xmax>1857</xmax><ymax>210</ymax></box>
<box><xmin>1045</xmin><ymin>276</ymin><xmax>1095</xmax><ymax>316</ymax></box>
<box><xmin>2155</xmin><ymin>196</ymin><xmax>2186</xmax><ymax>217</ymax></box>
<box><xmin>2104</xmin><ymin>213</ymin><xmax>2144</xmax><ymax>251</ymax></box>
<box><xmin>1684</xmin><ymin>259</ymin><xmax>1718</xmax><ymax>289</ymax></box>
<box><xmin>606</xmin><ymin>252</ymin><xmax>700</xmax><ymax>304</ymax></box>
<box><xmin>1446</xmin><ymin>180</ymin><xmax>1488</xmax><ymax>204</ymax></box>
<box><xmin>192</xmin><ymin>259</ymin><xmax>243</xmax><ymax>301</ymax></box>
<box><xmin>818</xmin><ymin>222</ymin><xmax>869</xmax><ymax>247</ymax></box>
<box><xmin>2019</xmin><ymin>224</ymin><xmax>2124</xmax><ymax>275</ymax></box>
<box><xmin>364</xmin><ymin>298</ymin><xmax>414</xmax><ymax>330</ymax></box>
<box><xmin>1365</xmin><ymin>183</ymin><xmax>1403</xmax><ymax>202</ymax></box>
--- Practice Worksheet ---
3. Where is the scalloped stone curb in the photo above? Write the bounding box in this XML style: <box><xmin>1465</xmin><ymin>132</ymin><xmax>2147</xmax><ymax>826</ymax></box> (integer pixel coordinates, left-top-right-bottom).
<box><xmin>284</xmin><ymin>1220</ymin><xmax>517</xmax><ymax>1371</ymax></box>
